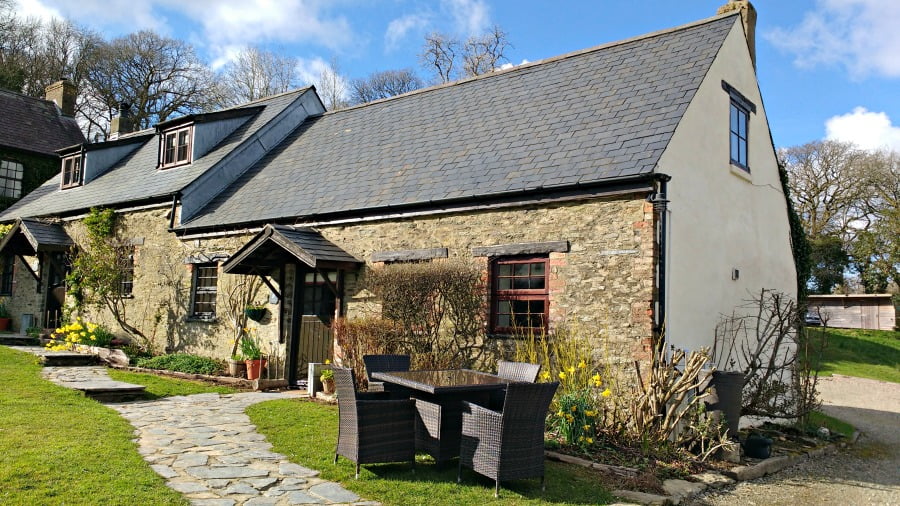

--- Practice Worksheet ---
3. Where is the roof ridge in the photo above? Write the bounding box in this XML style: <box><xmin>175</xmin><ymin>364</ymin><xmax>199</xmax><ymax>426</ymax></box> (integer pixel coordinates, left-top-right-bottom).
<box><xmin>327</xmin><ymin>11</ymin><xmax>740</xmax><ymax>115</ymax></box>
<box><xmin>0</xmin><ymin>87</ymin><xmax>56</xmax><ymax>106</ymax></box>
<box><xmin>220</xmin><ymin>87</ymin><xmax>312</xmax><ymax>111</ymax></box>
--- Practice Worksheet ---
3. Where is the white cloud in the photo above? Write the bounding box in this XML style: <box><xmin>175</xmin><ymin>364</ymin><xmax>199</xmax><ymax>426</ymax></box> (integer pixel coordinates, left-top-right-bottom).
<box><xmin>441</xmin><ymin>0</ymin><xmax>490</xmax><ymax>36</ymax></box>
<box><xmin>295</xmin><ymin>57</ymin><xmax>350</xmax><ymax>103</ymax></box>
<box><xmin>385</xmin><ymin>13</ymin><xmax>430</xmax><ymax>51</ymax></box>
<box><xmin>13</xmin><ymin>0</ymin><xmax>63</xmax><ymax>22</ymax></box>
<box><xmin>497</xmin><ymin>59</ymin><xmax>529</xmax><ymax>71</ymax></box>
<box><xmin>766</xmin><ymin>0</ymin><xmax>900</xmax><ymax>79</ymax></box>
<box><xmin>825</xmin><ymin>107</ymin><xmax>900</xmax><ymax>152</ymax></box>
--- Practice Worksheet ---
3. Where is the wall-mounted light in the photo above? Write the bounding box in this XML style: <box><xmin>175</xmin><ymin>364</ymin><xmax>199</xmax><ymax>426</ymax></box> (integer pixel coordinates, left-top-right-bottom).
<box><xmin>732</xmin><ymin>268</ymin><xmax>740</xmax><ymax>281</ymax></box>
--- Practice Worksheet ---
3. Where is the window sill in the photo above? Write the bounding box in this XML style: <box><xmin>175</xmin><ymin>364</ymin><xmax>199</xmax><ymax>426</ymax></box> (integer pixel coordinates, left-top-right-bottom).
<box><xmin>185</xmin><ymin>316</ymin><xmax>217</xmax><ymax>324</ymax></box>
<box><xmin>730</xmin><ymin>163</ymin><xmax>752</xmax><ymax>182</ymax></box>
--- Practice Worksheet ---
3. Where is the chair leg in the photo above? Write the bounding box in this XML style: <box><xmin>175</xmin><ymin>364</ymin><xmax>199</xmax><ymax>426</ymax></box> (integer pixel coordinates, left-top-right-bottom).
<box><xmin>494</xmin><ymin>479</ymin><xmax>500</xmax><ymax>498</ymax></box>
<box><xmin>541</xmin><ymin>474</ymin><xmax>546</xmax><ymax>491</ymax></box>
<box><xmin>355</xmin><ymin>463</ymin><xmax>360</xmax><ymax>479</ymax></box>
<box><xmin>457</xmin><ymin>460</ymin><xmax>462</xmax><ymax>484</ymax></box>
<box><xmin>333</xmin><ymin>453</ymin><xmax>338</xmax><ymax>464</ymax></box>
<box><xmin>411</xmin><ymin>456</ymin><xmax>416</xmax><ymax>474</ymax></box>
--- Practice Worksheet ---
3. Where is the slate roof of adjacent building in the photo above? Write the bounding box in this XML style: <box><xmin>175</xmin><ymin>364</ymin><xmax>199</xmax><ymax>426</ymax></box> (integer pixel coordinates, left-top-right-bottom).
<box><xmin>0</xmin><ymin>89</ymin><xmax>84</xmax><ymax>156</ymax></box>
<box><xmin>179</xmin><ymin>13</ymin><xmax>738</xmax><ymax>230</ymax></box>
<box><xmin>0</xmin><ymin>89</ymin><xmax>308</xmax><ymax>221</ymax></box>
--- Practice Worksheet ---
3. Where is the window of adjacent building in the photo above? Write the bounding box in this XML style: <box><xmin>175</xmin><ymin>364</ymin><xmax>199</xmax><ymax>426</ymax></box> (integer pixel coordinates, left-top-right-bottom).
<box><xmin>119</xmin><ymin>250</ymin><xmax>134</xmax><ymax>297</ymax></box>
<box><xmin>0</xmin><ymin>255</ymin><xmax>14</xmax><ymax>295</ymax></box>
<box><xmin>302</xmin><ymin>270</ymin><xmax>338</xmax><ymax>324</ymax></box>
<box><xmin>490</xmin><ymin>256</ymin><xmax>549</xmax><ymax>334</ymax></box>
<box><xmin>190</xmin><ymin>263</ymin><xmax>218</xmax><ymax>318</ymax></box>
<box><xmin>61</xmin><ymin>154</ymin><xmax>82</xmax><ymax>189</ymax></box>
<box><xmin>0</xmin><ymin>160</ymin><xmax>23</xmax><ymax>199</ymax></box>
<box><xmin>160</xmin><ymin>125</ymin><xmax>193</xmax><ymax>169</ymax></box>
<box><xmin>730</xmin><ymin>100</ymin><xmax>749</xmax><ymax>170</ymax></box>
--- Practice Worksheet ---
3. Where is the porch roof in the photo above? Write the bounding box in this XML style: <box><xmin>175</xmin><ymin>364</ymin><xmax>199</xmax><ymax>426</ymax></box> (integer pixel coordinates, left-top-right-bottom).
<box><xmin>0</xmin><ymin>218</ymin><xmax>72</xmax><ymax>256</ymax></box>
<box><xmin>222</xmin><ymin>224</ymin><xmax>361</xmax><ymax>275</ymax></box>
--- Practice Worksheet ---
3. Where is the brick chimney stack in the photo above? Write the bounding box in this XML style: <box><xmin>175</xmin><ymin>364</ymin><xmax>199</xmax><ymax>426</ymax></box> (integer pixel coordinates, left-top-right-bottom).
<box><xmin>108</xmin><ymin>102</ymin><xmax>133</xmax><ymax>141</ymax></box>
<box><xmin>44</xmin><ymin>78</ymin><xmax>76</xmax><ymax>116</ymax></box>
<box><xmin>717</xmin><ymin>0</ymin><xmax>757</xmax><ymax>69</ymax></box>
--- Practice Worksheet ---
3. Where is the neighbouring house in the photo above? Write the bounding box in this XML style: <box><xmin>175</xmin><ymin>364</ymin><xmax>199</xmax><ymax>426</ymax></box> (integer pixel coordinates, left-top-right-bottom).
<box><xmin>807</xmin><ymin>294</ymin><xmax>897</xmax><ymax>331</ymax></box>
<box><xmin>0</xmin><ymin>80</ymin><xmax>85</xmax><ymax>323</ymax></box>
<box><xmin>0</xmin><ymin>2</ymin><xmax>797</xmax><ymax>385</ymax></box>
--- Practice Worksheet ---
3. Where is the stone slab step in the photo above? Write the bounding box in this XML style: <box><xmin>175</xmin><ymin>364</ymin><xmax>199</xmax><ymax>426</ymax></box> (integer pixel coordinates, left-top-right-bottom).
<box><xmin>40</xmin><ymin>352</ymin><xmax>97</xmax><ymax>367</ymax></box>
<box><xmin>0</xmin><ymin>334</ymin><xmax>39</xmax><ymax>346</ymax></box>
<box><xmin>77</xmin><ymin>382</ymin><xmax>147</xmax><ymax>403</ymax></box>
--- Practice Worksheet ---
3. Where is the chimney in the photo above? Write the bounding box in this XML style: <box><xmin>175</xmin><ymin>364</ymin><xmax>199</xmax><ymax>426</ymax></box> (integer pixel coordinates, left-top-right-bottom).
<box><xmin>717</xmin><ymin>0</ymin><xmax>757</xmax><ymax>69</ymax></box>
<box><xmin>108</xmin><ymin>102</ymin><xmax>132</xmax><ymax>140</ymax></box>
<box><xmin>44</xmin><ymin>78</ymin><xmax>76</xmax><ymax>116</ymax></box>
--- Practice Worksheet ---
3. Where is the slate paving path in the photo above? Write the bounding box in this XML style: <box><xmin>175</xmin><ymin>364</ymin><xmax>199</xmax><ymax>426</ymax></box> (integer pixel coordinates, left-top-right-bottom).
<box><xmin>109</xmin><ymin>392</ymin><xmax>373</xmax><ymax>506</ymax></box>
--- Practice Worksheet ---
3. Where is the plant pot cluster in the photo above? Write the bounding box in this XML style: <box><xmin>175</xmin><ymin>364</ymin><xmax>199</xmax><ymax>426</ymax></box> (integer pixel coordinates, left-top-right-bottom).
<box><xmin>227</xmin><ymin>357</ymin><xmax>268</xmax><ymax>380</ymax></box>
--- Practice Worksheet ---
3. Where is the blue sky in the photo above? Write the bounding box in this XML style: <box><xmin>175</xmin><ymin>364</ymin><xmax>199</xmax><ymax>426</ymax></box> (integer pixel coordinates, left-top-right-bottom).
<box><xmin>16</xmin><ymin>0</ymin><xmax>900</xmax><ymax>151</ymax></box>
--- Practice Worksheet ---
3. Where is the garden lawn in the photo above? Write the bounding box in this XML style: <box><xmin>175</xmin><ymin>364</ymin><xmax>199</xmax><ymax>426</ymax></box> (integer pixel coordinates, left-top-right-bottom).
<box><xmin>248</xmin><ymin>399</ymin><xmax>616</xmax><ymax>505</ymax></box>
<box><xmin>107</xmin><ymin>369</ymin><xmax>242</xmax><ymax>398</ymax></box>
<box><xmin>0</xmin><ymin>346</ymin><xmax>187</xmax><ymax>505</ymax></box>
<box><xmin>809</xmin><ymin>327</ymin><xmax>900</xmax><ymax>383</ymax></box>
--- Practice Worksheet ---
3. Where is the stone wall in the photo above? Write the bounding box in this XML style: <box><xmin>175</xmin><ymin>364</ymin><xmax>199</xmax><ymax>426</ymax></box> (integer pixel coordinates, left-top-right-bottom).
<box><xmin>29</xmin><ymin>192</ymin><xmax>656</xmax><ymax>368</ymax></box>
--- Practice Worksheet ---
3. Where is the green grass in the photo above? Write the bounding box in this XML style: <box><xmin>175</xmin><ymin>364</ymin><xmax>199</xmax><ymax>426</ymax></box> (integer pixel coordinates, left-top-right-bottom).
<box><xmin>807</xmin><ymin>410</ymin><xmax>855</xmax><ymax>438</ymax></box>
<box><xmin>808</xmin><ymin>327</ymin><xmax>900</xmax><ymax>383</ymax></box>
<box><xmin>0</xmin><ymin>346</ymin><xmax>187</xmax><ymax>505</ymax></box>
<box><xmin>248</xmin><ymin>399</ymin><xmax>616</xmax><ymax>505</ymax></box>
<box><xmin>107</xmin><ymin>369</ymin><xmax>242</xmax><ymax>398</ymax></box>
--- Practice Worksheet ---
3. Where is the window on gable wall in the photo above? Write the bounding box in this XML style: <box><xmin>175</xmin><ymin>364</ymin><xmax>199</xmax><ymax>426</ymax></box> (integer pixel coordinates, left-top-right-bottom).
<box><xmin>190</xmin><ymin>263</ymin><xmax>217</xmax><ymax>318</ymax></box>
<box><xmin>0</xmin><ymin>160</ymin><xmax>23</xmax><ymax>198</ymax></box>
<box><xmin>490</xmin><ymin>256</ymin><xmax>549</xmax><ymax>334</ymax></box>
<box><xmin>730</xmin><ymin>100</ymin><xmax>749</xmax><ymax>170</ymax></box>
<box><xmin>119</xmin><ymin>249</ymin><xmax>134</xmax><ymax>297</ymax></box>
<box><xmin>160</xmin><ymin>125</ymin><xmax>193</xmax><ymax>169</ymax></box>
<box><xmin>61</xmin><ymin>154</ymin><xmax>82</xmax><ymax>189</ymax></box>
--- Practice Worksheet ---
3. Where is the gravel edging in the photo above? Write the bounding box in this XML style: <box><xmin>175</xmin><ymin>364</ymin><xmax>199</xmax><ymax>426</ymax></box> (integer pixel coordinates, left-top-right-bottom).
<box><xmin>547</xmin><ymin>434</ymin><xmax>859</xmax><ymax>506</ymax></box>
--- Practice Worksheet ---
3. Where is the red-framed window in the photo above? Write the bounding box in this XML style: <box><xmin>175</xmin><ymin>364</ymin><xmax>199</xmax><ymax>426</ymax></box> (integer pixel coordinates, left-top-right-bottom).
<box><xmin>61</xmin><ymin>154</ymin><xmax>82</xmax><ymax>189</ymax></box>
<box><xmin>159</xmin><ymin>125</ymin><xmax>193</xmax><ymax>169</ymax></box>
<box><xmin>490</xmin><ymin>256</ymin><xmax>549</xmax><ymax>334</ymax></box>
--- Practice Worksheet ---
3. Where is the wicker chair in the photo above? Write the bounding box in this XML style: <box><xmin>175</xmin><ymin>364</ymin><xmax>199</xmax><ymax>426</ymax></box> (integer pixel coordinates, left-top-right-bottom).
<box><xmin>333</xmin><ymin>367</ymin><xmax>416</xmax><ymax>478</ymax></box>
<box><xmin>458</xmin><ymin>381</ymin><xmax>559</xmax><ymax>497</ymax></box>
<box><xmin>363</xmin><ymin>354</ymin><xmax>411</xmax><ymax>396</ymax></box>
<box><xmin>497</xmin><ymin>360</ymin><xmax>541</xmax><ymax>383</ymax></box>
<box><xmin>491</xmin><ymin>361</ymin><xmax>541</xmax><ymax>409</ymax></box>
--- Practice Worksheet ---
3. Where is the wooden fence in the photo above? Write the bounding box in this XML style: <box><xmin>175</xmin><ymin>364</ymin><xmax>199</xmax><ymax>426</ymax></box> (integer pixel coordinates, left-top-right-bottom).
<box><xmin>297</xmin><ymin>316</ymin><xmax>333</xmax><ymax>378</ymax></box>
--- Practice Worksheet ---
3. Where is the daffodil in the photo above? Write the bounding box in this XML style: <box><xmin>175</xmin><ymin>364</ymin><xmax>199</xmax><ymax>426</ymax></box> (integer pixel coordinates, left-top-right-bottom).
<box><xmin>585</xmin><ymin>410</ymin><xmax>596</xmax><ymax>417</ymax></box>
<box><xmin>566</xmin><ymin>365</ymin><xmax>575</xmax><ymax>374</ymax></box>
<box><xmin>570</xmin><ymin>405</ymin><xmax>577</xmax><ymax>412</ymax></box>
<box><xmin>578</xmin><ymin>359</ymin><xmax>587</xmax><ymax>369</ymax></box>
<box><xmin>558</xmin><ymin>371</ymin><xmax>566</xmax><ymax>380</ymax></box>
<box><xmin>585</xmin><ymin>437</ymin><xmax>594</xmax><ymax>444</ymax></box>
<box><xmin>540</xmin><ymin>371</ymin><xmax>551</xmax><ymax>381</ymax></box>
<box><xmin>601</xmin><ymin>388</ymin><xmax>612</xmax><ymax>397</ymax></box>
<box><xmin>592</xmin><ymin>373</ymin><xmax>603</xmax><ymax>387</ymax></box>
<box><xmin>583</xmin><ymin>424</ymin><xmax>591</xmax><ymax>431</ymax></box>
<box><xmin>325</xmin><ymin>359</ymin><xmax>331</xmax><ymax>364</ymax></box>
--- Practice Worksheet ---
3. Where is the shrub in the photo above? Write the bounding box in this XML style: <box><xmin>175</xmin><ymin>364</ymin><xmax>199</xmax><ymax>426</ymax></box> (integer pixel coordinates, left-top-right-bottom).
<box><xmin>136</xmin><ymin>353</ymin><xmax>223</xmax><ymax>375</ymax></box>
<box><xmin>45</xmin><ymin>318</ymin><xmax>116</xmax><ymax>350</ymax></box>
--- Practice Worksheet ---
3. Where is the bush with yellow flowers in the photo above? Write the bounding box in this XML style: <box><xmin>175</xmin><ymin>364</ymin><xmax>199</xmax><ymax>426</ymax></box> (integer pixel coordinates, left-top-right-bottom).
<box><xmin>45</xmin><ymin>317</ymin><xmax>115</xmax><ymax>351</ymax></box>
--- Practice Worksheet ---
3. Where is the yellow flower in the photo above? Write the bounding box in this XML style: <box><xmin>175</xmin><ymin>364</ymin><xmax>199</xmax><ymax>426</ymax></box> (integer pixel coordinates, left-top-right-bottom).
<box><xmin>583</xmin><ymin>424</ymin><xmax>591</xmax><ymax>431</ymax></box>
<box><xmin>76</xmin><ymin>316</ymin><xmax>82</xmax><ymax>321</ymax></box>
<box><xmin>558</xmin><ymin>371</ymin><xmax>566</xmax><ymax>380</ymax></box>
<box><xmin>570</xmin><ymin>405</ymin><xmax>577</xmax><ymax>412</ymax></box>
<box><xmin>556</xmin><ymin>410</ymin><xmax>564</xmax><ymax>417</ymax></box>
<box><xmin>585</xmin><ymin>437</ymin><xmax>594</xmax><ymax>444</ymax></box>
<box><xmin>578</xmin><ymin>359</ymin><xmax>587</xmax><ymax>369</ymax></box>
<box><xmin>578</xmin><ymin>436</ymin><xmax>584</xmax><ymax>442</ymax></box>
<box><xmin>80</xmin><ymin>331</ymin><xmax>86</xmax><ymax>337</ymax></box>
<box><xmin>602</xmin><ymin>388</ymin><xmax>612</xmax><ymax>397</ymax></box>
<box><xmin>592</xmin><ymin>373</ymin><xmax>603</xmax><ymax>387</ymax></box>
<box><xmin>585</xmin><ymin>410</ymin><xmax>596</xmax><ymax>417</ymax></box>
<box><xmin>89</xmin><ymin>334</ymin><xmax>96</xmax><ymax>341</ymax></box>
<box><xmin>540</xmin><ymin>371</ymin><xmax>551</xmax><ymax>381</ymax></box>
<box><xmin>565</xmin><ymin>414</ymin><xmax>574</xmax><ymax>423</ymax></box>
<box><xmin>566</xmin><ymin>366</ymin><xmax>575</xmax><ymax>374</ymax></box>
<box><xmin>242</xmin><ymin>327</ymin><xmax>250</xmax><ymax>333</ymax></box>
<box><xmin>324</xmin><ymin>359</ymin><xmax>331</xmax><ymax>364</ymax></box>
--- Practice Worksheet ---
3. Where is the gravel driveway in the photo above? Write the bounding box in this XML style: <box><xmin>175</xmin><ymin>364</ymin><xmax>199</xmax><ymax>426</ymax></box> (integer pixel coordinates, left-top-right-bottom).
<box><xmin>692</xmin><ymin>375</ymin><xmax>900</xmax><ymax>505</ymax></box>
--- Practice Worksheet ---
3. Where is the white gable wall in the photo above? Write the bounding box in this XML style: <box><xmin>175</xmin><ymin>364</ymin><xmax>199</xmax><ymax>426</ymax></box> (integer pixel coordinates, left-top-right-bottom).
<box><xmin>656</xmin><ymin>18</ymin><xmax>797</xmax><ymax>353</ymax></box>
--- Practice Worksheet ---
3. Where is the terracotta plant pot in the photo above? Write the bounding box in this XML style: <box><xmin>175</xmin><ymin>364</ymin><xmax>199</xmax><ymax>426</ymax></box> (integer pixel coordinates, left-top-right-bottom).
<box><xmin>227</xmin><ymin>359</ymin><xmax>247</xmax><ymax>378</ymax></box>
<box><xmin>245</xmin><ymin>358</ymin><xmax>268</xmax><ymax>380</ymax></box>
<box><xmin>322</xmin><ymin>378</ymin><xmax>335</xmax><ymax>395</ymax></box>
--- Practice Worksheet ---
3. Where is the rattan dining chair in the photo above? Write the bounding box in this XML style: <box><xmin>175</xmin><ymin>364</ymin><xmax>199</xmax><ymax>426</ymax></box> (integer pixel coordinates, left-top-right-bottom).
<box><xmin>333</xmin><ymin>367</ymin><xmax>416</xmax><ymax>478</ymax></box>
<box><xmin>497</xmin><ymin>360</ymin><xmax>541</xmax><ymax>383</ymax></box>
<box><xmin>491</xmin><ymin>360</ymin><xmax>541</xmax><ymax>409</ymax></box>
<box><xmin>363</xmin><ymin>354</ymin><xmax>411</xmax><ymax>395</ymax></box>
<box><xmin>458</xmin><ymin>381</ymin><xmax>560</xmax><ymax>497</ymax></box>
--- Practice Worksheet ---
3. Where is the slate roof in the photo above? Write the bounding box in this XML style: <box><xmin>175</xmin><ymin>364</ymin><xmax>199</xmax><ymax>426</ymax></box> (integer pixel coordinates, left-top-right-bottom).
<box><xmin>180</xmin><ymin>14</ymin><xmax>737</xmax><ymax>230</ymax></box>
<box><xmin>0</xmin><ymin>89</ymin><xmax>308</xmax><ymax>221</ymax></box>
<box><xmin>223</xmin><ymin>224</ymin><xmax>361</xmax><ymax>274</ymax></box>
<box><xmin>0</xmin><ymin>218</ymin><xmax>73</xmax><ymax>256</ymax></box>
<box><xmin>0</xmin><ymin>89</ymin><xmax>84</xmax><ymax>156</ymax></box>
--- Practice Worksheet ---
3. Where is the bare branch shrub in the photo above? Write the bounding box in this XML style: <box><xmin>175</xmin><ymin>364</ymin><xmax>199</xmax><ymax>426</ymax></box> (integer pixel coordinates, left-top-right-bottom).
<box><xmin>219</xmin><ymin>274</ymin><xmax>265</xmax><ymax>357</ymax></box>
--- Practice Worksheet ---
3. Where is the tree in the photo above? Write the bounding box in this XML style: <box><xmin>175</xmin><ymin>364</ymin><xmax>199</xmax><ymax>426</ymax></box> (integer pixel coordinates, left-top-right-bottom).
<box><xmin>851</xmin><ymin>149</ymin><xmax>899</xmax><ymax>292</ymax></box>
<box><xmin>808</xmin><ymin>234</ymin><xmax>850</xmax><ymax>294</ymax></box>
<box><xmin>349</xmin><ymin>68</ymin><xmax>422</xmax><ymax>104</ymax></box>
<box><xmin>218</xmin><ymin>46</ymin><xmax>299</xmax><ymax>106</ymax></box>
<box><xmin>420</xmin><ymin>25</ymin><xmax>511</xmax><ymax>83</ymax></box>
<box><xmin>314</xmin><ymin>57</ymin><xmax>349</xmax><ymax>111</ymax></box>
<box><xmin>81</xmin><ymin>30</ymin><xmax>217</xmax><ymax>137</ymax></box>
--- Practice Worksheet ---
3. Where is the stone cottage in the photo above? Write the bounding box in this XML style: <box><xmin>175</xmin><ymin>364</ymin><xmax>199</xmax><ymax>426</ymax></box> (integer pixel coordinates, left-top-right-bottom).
<box><xmin>0</xmin><ymin>3</ymin><xmax>797</xmax><ymax>385</ymax></box>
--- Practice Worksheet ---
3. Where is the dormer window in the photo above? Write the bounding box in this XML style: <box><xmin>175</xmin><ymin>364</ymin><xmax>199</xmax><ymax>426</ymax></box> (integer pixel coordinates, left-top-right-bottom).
<box><xmin>61</xmin><ymin>154</ymin><xmax>82</xmax><ymax>189</ymax></box>
<box><xmin>160</xmin><ymin>125</ymin><xmax>193</xmax><ymax>169</ymax></box>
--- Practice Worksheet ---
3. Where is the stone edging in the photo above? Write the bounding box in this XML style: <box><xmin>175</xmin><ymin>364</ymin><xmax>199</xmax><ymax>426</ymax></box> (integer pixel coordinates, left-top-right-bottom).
<box><xmin>111</xmin><ymin>365</ymin><xmax>289</xmax><ymax>391</ymax></box>
<box><xmin>548</xmin><ymin>431</ymin><xmax>861</xmax><ymax>505</ymax></box>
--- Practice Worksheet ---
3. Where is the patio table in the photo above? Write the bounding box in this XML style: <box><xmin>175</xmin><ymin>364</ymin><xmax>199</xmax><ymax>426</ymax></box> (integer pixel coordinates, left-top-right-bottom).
<box><xmin>372</xmin><ymin>369</ymin><xmax>510</xmax><ymax>464</ymax></box>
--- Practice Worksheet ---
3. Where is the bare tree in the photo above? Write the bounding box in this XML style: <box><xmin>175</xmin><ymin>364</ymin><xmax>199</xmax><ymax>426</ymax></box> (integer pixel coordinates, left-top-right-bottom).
<box><xmin>462</xmin><ymin>25</ymin><xmax>510</xmax><ymax>77</ymax></box>
<box><xmin>420</xmin><ymin>25</ymin><xmax>511</xmax><ymax>83</ymax></box>
<box><xmin>349</xmin><ymin>68</ymin><xmax>422</xmax><ymax>104</ymax></box>
<box><xmin>314</xmin><ymin>57</ymin><xmax>349</xmax><ymax>111</ymax></box>
<box><xmin>218</xmin><ymin>46</ymin><xmax>299</xmax><ymax>106</ymax></box>
<box><xmin>81</xmin><ymin>30</ymin><xmax>217</xmax><ymax>137</ymax></box>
